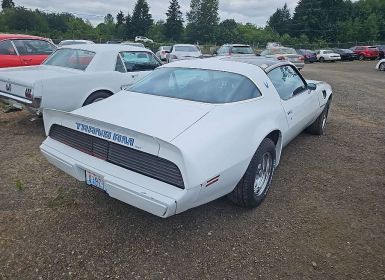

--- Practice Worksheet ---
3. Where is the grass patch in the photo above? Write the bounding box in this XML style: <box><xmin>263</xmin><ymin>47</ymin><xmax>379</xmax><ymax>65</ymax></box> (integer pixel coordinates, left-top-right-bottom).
<box><xmin>15</xmin><ymin>179</ymin><xmax>24</xmax><ymax>191</ymax></box>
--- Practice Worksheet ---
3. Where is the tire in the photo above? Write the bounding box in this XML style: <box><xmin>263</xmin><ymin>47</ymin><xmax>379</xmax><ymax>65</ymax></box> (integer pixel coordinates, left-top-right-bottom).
<box><xmin>319</xmin><ymin>57</ymin><xmax>325</xmax><ymax>63</ymax></box>
<box><xmin>83</xmin><ymin>91</ymin><xmax>112</xmax><ymax>106</ymax></box>
<box><xmin>228</xmin><ymin>138</ymin><xmax>276</xmax><ymax>208</ymax></box>
<box><xmin>379</xmin><ymin>62</ymin><xmax>385</xmax><ymax>71</ymax></box>
<box><xmin>307</xmin><ymin>100</ymin><xmax>331</xmax><ymax>135</ymax></box>
<box><xmin>359</xmin><ymin>54</ymin><xmax>364</xmax><ymax>61</ymax></box>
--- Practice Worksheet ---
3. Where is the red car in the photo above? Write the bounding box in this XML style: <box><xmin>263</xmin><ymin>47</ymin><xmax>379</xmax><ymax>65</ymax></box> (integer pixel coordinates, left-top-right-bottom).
<box><xmin>352</xmin><ymin>46</ymin><xmax>379</xmax><ymax>60</ymax></box>
<box><xmin>0</xmin><ymin>34</ymin><xmax>56</xmax><ymax>68</ymax></box>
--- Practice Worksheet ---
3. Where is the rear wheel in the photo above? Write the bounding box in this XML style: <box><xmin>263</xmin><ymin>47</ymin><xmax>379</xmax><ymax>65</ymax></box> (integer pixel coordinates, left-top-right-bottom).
<box><xmin>319</xmin><ymin>57</ymin><xmax>325</xmax><ymax>63</ymax></box>
<box><xmin>379</xmin><ymin>62</ymin><xmax>385</xmax><ymax>71</ymax></box>
<box><xmin>228</xmin><ymin>138</ymin><xmax>276</xmax><ymax>208</ymax></box>
<box><xmin>83</xmin><ymin>91</ymin><xmax>112</xmax><ymax>106</ymax></box>
<box><xmin>359</xmin><ymin>54</ymin><xmax>365</xmax><ymax>61</ymax></box>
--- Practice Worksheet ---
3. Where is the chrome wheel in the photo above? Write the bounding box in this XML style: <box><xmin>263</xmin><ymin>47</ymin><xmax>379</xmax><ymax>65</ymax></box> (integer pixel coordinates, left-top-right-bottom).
<box><xmin>321</xmin><ymin>112</ymin><xmax>327</xmax><ymax>129</ymax></box>
<box><xmin>380</xmin><ymin>63</ymin><xmax>385</xmax><ymax>71</ymax></box>
<box><xmin>254</xmin><ymin>152</ymin><xmax>273</xmax><ymax>196</ymax></box>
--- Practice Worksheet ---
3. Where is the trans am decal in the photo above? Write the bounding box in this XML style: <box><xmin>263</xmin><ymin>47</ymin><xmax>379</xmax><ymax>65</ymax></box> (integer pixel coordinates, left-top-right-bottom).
<box><xmin>75</xmin><ymin>122</ymin><xmax>135</xmax><ymax>147</ymax></box>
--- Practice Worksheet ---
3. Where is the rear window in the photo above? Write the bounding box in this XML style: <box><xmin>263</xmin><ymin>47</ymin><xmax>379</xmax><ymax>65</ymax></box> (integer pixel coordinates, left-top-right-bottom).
<box><xmin>44</xmin><ymin>48</ymin><xmax>95</xmax><ymax>71</ymax></box>
<box><xmin>231</xmin><ymin>46</ymin><xmax>254</xmax><ymax>54</ymax></box>
<box><xmin>13</xmin><ymin>39</ymin><xmax>55</xmax><ymax>55</ymax></box>
<box><xmin>175</xmin><ymin>46</ymin><xmax>198</xmax><ymax>52</ymax></box>
<box><xmin>128</xmin><ymin>68</ymin><xmax>261</xmax><ymax>104</ymax></box>
<box><xmin>119</xmin><ymin>51</ymin><xmax>161</xmax><ymax>72</ymax></box>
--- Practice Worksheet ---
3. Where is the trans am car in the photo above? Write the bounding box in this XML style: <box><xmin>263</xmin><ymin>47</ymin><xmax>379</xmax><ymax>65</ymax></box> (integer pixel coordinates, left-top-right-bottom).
<box><xmin>40</xmin><ymin>57</ymin><xmax>332</xmax><ymax>218</ymax></box>
<box><xmin>0</xmin><ymin>44</ymin><xmax>161</xmax><ymax>114</ymax></box>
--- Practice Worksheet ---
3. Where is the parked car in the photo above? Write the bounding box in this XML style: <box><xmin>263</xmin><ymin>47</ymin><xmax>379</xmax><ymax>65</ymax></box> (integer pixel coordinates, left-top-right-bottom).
<box><xmin>106</xmin><ymin>40</ymin><xmax>123</xmax><ymax>44</ymax></box>
<box><xmin>260</xmin><ymin>47</ymin><xmax>305</xmax><ymax>70</ymax></box>
<box><xmin>375</xmin><ymin>45</ymin><xmax>385</xmax><ymax>59</ymax></box>
<box><xmin>0</xmin><ymin>44</ymin><xmax>161</xmax><ymax>114</ymax></box>
<box><xmin>316</xmin><ymin>50</ymin><xmax>341</xmax><ymax>62</ymax></box>
<box><xmin>166</xmin><ymin>44</ymin><xmax>202</xmax><ymax>63</ymax></box>
<box><xmin>40</xmin><ymin>57</ymin><xmax>332</xmax><ymax>218</ymax></box>
<box><xmin>121</xmin><ymin>41</ymin><xmax>145</xmax><ymax>48</ymax></box>
<box><xmin>0</xmin><ymin>34</ymin><xmax>56</xmax><ymax>68</ymax></box>
<box><xmin>351</xmin><ymin>46</ymin><xmax>379</xmax><ymax>60</ymax></box>
<box><xmin>214</xmin><ymin>44</ymin><xmax>255</xmax><ymax>56</ymax></box>
<box><xmin>134</xmin><ymin>36</ymin><xmax>153</xmax><ymax>43</ymax></box>
<box><xmin>58</xmin><ymin>40</ymin><xmax>94</xmax><ymax>46</ymax></box>
<box><xmin>155</xmin><ymin>46</ymin><xmax>171</xmax><ymax>61</ymax></box>
<box><xmin>375</xmin><ymin>59</ymin><xmax>385</xmax><ymax>71</ymax></box>
<box><xmin>296</xmin><ymin>49</ymin><xmax>317</xmax><ymax>63</ymax></box>
<box><xmin>332</xmin><ymin>48</ymin><xmax>358</xmax><ymax>61</ymax></box>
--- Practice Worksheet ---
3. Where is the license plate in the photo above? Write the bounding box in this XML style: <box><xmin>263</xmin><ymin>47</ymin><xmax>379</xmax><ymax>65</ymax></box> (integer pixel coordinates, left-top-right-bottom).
<box><xmin>85</xmin><ymin>170</ymin><xmax>105</xmax><ymax>191</ymax></box>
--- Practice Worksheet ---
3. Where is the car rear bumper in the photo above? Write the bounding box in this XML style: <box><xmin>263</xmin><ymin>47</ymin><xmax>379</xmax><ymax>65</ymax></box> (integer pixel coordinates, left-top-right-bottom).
<box><xmin>0</xmin><ymin>91</ymin><xmax>41</xmax><ymax>113</ymax></box>
<box><xmin>40</xmin><ymin>138</ymin><xmax>201</xmax><ymax>218</ymax></box>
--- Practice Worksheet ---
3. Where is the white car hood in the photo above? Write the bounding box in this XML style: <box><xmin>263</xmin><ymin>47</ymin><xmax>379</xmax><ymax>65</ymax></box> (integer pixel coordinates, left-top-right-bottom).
<box><xmin>72</xmin><ymin>91</ymin><xmax>215</xmax><ymax>142</ymax></box>
<box><xmin>0</xmin><ymin>65</ymin><xmax>79</xmax><ymax>86</ymax></box>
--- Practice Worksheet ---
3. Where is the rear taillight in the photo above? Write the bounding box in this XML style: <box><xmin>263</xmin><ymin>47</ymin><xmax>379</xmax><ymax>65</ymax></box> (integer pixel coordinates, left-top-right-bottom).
<box><xmin>25</xmin><ymin>88</ymin><xmax>33</xmax><ymax>99</ymax></box>
<box><xmin>299</xmin><ymin>56</ymin><xmax>304</xmax><ymax>60</ymax></box>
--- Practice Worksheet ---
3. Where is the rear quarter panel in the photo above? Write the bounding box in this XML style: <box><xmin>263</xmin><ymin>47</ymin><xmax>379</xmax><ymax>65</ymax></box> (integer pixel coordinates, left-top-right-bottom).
<box><xmin>40</xmin><ymin>72</ymin><xmax>129</xmax><ymax>111</ymax></box>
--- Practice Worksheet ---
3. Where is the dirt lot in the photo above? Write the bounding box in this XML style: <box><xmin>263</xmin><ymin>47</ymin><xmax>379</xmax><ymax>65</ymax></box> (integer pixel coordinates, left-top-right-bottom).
<box><xmin>1</xmin><ymin>61</ymin><xmax>384</xmax><ymax>280</ymax></box>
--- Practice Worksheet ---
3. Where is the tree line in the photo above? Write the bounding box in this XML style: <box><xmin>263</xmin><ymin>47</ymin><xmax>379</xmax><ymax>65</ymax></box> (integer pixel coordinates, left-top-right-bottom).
<box><xmin>0</xmin><ymin>0</ymin><xmax>384</xmax><ymax>47</ymax></box>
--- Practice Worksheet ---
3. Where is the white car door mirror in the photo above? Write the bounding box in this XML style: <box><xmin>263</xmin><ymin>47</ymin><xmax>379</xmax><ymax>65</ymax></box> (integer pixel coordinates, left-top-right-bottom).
<box><xmin>307</xmin><ymin>83</ymin><xmax>317</xmax><ymax>91</ymax></box>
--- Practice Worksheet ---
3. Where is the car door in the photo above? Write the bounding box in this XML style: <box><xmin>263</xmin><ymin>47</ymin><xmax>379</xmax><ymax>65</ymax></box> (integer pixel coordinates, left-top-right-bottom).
<box><xmin>0</xmin><ymin>40</ymin><xmax>22</xmax><ymax>67</ymax></box>
<box><xmin>12</xmin><ymin>39</ymin><xmax>55</xmax><ymax>66</ymax></box>
<box><xmin>267</xmin><ymin>65</ymin><xmax>319</xmax><ymax>145</ymax></box>
<box><xmin>116</xmin><ymin>51</ymin><xmax>161</xmax><ymax>88</ymax></box>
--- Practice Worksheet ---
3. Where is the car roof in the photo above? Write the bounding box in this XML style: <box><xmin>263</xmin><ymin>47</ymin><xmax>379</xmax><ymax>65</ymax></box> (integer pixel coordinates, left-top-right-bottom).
<box><xmin>0</xmin><ymin>33</ymin><xmax>48</xmax><ymax>41</ymax></box>
<box><xmin>59</xmin><ymin>43</ymin><xmax>150</xmax><ymax>53</ymax></box>
<box><xmin>173</xmin><ymin>44</ymin><xmax>197</xmax><ymax>47</ymax></box>
<box><xmin>160</xmin><ymin>57</ymin><xmax>285</xmax><ymax>74</ymax></box>
<box><xmin>222</xmin><ymin>44</ymin><xmax>251</xmax><ymax>47</ymax></box>
<box><xmin>60</xmin><ymin>39</ymin><xmax>93</xmax><ymax>43</ymax></box>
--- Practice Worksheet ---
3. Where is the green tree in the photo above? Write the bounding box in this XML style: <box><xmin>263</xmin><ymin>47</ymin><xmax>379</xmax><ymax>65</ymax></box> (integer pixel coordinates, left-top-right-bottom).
<box><xmin>267</xmin><ymin>3</ymin><xmax>291</xmax><ymax>35</ymax></box>
<box><xmin>215</xmin><ymin>19</ymin><xmax>240</xmax><ymax>45</ymax></box>
<box><xmin>186</xmin><ymin>0</ymin><xmax>219</xmax><ymax>43</ymax></box>
<box><xmin>131</xmin><ymin>0</ymin><xmax>153</xmax><ymax>37</ymax></box>
<box><xmin>2</xmin><ymin>0</ymin><xmax>15</xmax><ymax>10</ymax></box>
<box><xmin>116</xmin><ymin>10</ymin><xmax>125</xmax><ymax>25</ymax></box>
<box><xmin>165</xmin><ymin>0</ymin><xmax>184</xmax><ymax>41</ymax></box>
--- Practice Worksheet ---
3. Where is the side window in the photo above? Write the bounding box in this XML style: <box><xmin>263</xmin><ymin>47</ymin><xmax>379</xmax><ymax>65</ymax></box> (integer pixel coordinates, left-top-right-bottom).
<box><xmin>13</xmin><ymin>39</ymin><xmax>55</xmax><ymax>55</ymax></box>
<box><xmin>0</xmin><ymin>40</ymin><xmax>17</xmax><ymax>55</ymax></box>
<box><xmin>119</xmin><ymin>51</ymin><xmax>161</xmax><ymax>72</ymax></box>
<box><xmin>267</xmin><ymin>65</ymin><xmax>307</xmax><ymax>100</ymax></box>
<box><xmin>115</xmin><ymin>54</ymin><xmax>126</xmax><ymax>73</ymax></box>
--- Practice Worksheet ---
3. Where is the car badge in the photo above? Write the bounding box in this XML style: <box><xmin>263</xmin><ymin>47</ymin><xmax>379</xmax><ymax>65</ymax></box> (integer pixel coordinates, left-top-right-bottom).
<box><xmin>5</xmin><ymin>83</ymin><xmax>11</xmax><ymax>92</ymax></box>
<box><xmin>264</xmin><ymin>81</ymin><xmax>269</xmax><ymax>88</ymax></box>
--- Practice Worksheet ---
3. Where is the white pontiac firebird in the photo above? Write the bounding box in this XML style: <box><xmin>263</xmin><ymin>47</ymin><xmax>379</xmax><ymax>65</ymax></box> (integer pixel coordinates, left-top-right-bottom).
<box><xmin>40</xmin><ymin>57</ymin><xmax>333</xmax><ymax>218</ymax></box>
<box><xmin>0</xmin><ymin>44</ymin><xmax>161</xmax><ymax>114</ymax></box>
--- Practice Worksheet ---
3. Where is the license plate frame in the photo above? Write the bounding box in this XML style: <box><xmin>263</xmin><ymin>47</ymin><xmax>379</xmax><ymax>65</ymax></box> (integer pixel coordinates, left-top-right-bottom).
<box><xmin>85</xmin><ymin>170</ymin><xmax>105</xmax><ymax>191</ymax></box>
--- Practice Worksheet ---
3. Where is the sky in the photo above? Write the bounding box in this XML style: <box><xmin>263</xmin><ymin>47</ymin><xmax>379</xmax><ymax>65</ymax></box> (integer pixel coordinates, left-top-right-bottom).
<box><xmin>14</xmin><ymin>0</ymin><xmax>298</xmax><ymax>27</ymax></box>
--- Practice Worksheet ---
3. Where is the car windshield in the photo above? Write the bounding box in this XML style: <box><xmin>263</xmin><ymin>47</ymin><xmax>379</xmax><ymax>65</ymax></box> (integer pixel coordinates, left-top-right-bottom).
<box><xmin>269</xmin><ymin>48</ymin><xmax>297</xmax><ymax>55</ymax></box>
<box><xmin>175</xmin><ymin>46</ymin><xmax>198</xmax><ymax>52</ymax></box>
<box><xmin>162</xmin><ymin>46</ymin><xmax>171</xmax><ymax>51</ymax></box>
<box><xmin>128</xmin><ymin>68</ymin><xmax>261</xmax><ymax>104</ymax></box>
<box><xmin>231</xmin><ymin>46</ymin><xmax>254</xmax><ymax>54</ymax></box>
<box><xmin>44</xmin><ymin>48</ymin><xmax>95</xmax><ymax>71</ymax></box>
<box><xmin>59</xmin><ymin>41</ymin><xmax>87</xmax><ymax>46</ymax></box>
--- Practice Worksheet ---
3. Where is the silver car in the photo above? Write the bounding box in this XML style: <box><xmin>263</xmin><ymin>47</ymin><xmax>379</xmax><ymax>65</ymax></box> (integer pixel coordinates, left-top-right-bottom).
<box><xmin>260</xmin><ymin>47</ymin><xmax>305</xmax><ymax>70</ymax></box>
<box><xmin>166</xmin><ymin>44</ymin><xmax>202</xmax><ymax>63</ymax></box>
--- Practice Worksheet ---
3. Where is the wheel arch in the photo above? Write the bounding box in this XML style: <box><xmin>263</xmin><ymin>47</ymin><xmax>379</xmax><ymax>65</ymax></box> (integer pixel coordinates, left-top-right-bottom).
<box><xmin>82</xmin><ymin>89</ymin><xmax>114</xmax><ymax>106</ymax></box>
<box><xmin>264</xmin><ymin>130</ymin><xmax>283</xmax><ymax>166</ymax></box>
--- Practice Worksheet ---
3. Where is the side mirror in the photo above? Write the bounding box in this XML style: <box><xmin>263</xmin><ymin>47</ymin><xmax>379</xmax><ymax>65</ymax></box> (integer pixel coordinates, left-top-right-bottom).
<box><xmin>307</xmin><ymin>83</ymin><xmax>317</xmax><ymax>91</ymax></box>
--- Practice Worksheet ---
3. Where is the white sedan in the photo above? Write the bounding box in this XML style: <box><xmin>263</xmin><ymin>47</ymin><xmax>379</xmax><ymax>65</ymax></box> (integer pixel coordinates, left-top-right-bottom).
<box><xmin>375</xmin><ymin>59</ymin><xmax>385</xmax><ymax>71</ymax></box>
<box><xmin>316</xmin><ymin>50</ymin><xmax>341</xmax><ymax>62</ymax></box>
<box><xmin>40</xmin><ymin>57</ymin><xmax>332</xmax><ymax>218</ymax></box>
<box><xmin>0</xmin><ymin>44</ymin><xmax>161</xmax><ymax>114</ymax></box>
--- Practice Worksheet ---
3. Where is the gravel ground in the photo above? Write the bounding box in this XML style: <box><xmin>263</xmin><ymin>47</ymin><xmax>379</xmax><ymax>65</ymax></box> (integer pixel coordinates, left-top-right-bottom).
<box><xmin>1</xmin><ymin>60</ymin><xmax>384</xmax><ymax>280</ymax></box>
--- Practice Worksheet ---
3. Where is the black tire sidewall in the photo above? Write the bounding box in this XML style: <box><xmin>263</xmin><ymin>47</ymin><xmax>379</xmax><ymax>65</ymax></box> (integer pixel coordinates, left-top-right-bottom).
<box><xmin>244</xmin><ymin>139</ymin><xmax>276</xmax><ymax>207</ymax></box>
<box><xmin>83</xmin><ymin>91</ymin><xmax>112</xmax><ymax>106</ymax></box>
